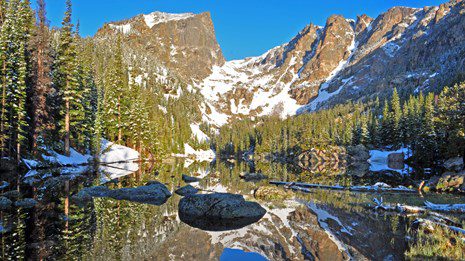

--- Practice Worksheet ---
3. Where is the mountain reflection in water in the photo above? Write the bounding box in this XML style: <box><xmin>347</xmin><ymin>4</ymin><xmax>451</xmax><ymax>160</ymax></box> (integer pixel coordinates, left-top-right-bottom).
<box><xmin>0</xmin><ymin>159</ymin><xmax>462</xmax><ymax>260</ymax></box>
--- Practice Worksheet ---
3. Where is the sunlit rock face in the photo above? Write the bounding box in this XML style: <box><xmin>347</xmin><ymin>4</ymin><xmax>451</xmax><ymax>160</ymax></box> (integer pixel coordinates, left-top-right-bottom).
<box><xmin>95</xmin><ymin>11</ymin><xmax>225</xmax><ymax>81</ymax></box>
<box><xmin>94</xmin><ymin>1</ymin><xmax>465</xmax><ymax>125</ymax></box>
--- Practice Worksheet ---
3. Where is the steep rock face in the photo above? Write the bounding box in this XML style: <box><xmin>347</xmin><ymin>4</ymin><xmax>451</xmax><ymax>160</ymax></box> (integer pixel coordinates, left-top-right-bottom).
<box><xmin>292</xmin><ymin>15</ymin><xmax>355</xmax><ymax>104</ymax></box>
<box><xmin>94</xmin><ymin>1</ymin><xmax>465</xmax><ymax>127</ymax></box>
<box><xmin>96</xmin><ymin>11</ymin><xmax>225</xmax><ymax>81</ymax></box>
<box><xmin>198</xmin><ymin>0</ymin><xmax>465</xmax><ymax>125</ymax></box>
<box><xmin>310</xmin><ymin>1</ymin><xmax>465</xmax><ymax>111</ymax></box>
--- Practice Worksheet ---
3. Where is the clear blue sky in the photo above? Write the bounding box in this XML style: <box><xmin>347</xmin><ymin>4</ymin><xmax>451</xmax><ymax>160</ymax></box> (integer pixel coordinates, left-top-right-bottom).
<box><xmin>44</xmin><ymin>0</ymin><xmax>446</xmax><ymax>60</ymax></box>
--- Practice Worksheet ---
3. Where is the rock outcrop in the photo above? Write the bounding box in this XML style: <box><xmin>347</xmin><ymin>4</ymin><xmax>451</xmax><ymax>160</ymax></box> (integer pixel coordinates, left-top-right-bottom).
<box><xmin>175</xmin><ymin>185</ymin><xmax>199</xmax><ymax>197</ymax></box>
<box><xmin>196</xmin><ymin>1</ymin><xmax>465</xmax><ymax>125</ymax></box>
<box><xmin>93</xmin><ymin>1</ymin><xmax>465</xmax><ymax>126</ymax></box>
<box><xmin>73</xmin><ymin>182</ymin><xmax>172</xmax><ymax>206</ymax></box>
<box><xmin>178</xmin><ymin>193</ymin><xmax>266</xmax><ymax>231</ymax></box>
<box><xmin>95</xmin><ymin>11</ymin><xmax>225</xmax><ymax>81</ymax></box>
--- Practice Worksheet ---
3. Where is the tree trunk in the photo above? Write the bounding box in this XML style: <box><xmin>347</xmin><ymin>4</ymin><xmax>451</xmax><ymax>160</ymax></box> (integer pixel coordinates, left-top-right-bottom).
<box><xmin>462</xmin><ymin>147</ymin><xmax>465</xmax><ymax>170</ymax></box>
<box><xmin>117</xmin><ymin>95</ymin><xmax>122</xmax><ymax>143</ymax></box>
<box><xmin>16</xmin><ymin>142</ymin><xmax>20</xmax><ymax>165</ymax></box>
<box><xmin>65</xmin><ymin>99</ymin><xmax>70</xmax><ymax>156</ymax></box>
<box><xmin>1</xmin><ymin>62</ymin><xmax>6</xmax><ymax>158</ymax></box>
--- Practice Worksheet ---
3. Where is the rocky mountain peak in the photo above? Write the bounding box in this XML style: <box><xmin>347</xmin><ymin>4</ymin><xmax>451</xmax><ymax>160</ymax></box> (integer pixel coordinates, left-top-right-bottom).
<box><xmin>142</xmin><ymin>11</ymin><xmax>196</xmax><ymax>28</ymax></box>
<box><xmin>96</xmin><ymin>11</ymin><xmax>225</xmax><ymax>81</ymax></box>
<box><xmin>355</xmin><ymin>14</ymin><xmax>373</xmax><ymax>35</ymax></box>
<box><xmin>195</xmin><ymin>0</ymin><xmax>465</xmax><ymax>125</ymax></box>
<box><xmin>94</xmin><ymin>0</ymin><xmax>465</xmax><ymax>127</ymax></box>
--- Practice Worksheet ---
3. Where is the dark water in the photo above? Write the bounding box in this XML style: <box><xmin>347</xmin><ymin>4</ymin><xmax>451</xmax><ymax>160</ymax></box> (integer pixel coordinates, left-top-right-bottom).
<box><xmin>0</xmin><ymin>160</ymin><xmax>463</xmax><ymax>260</ymax></box>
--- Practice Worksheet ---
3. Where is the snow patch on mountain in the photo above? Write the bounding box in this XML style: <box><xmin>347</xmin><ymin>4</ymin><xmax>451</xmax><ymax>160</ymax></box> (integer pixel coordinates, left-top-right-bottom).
<box><xmin>143</xmin><ymin>11</ymin><xmax>195</xmax><ymax>28</ymax></box>
<box><xmin>109</xmin><ymin>23</ymin><xmax>132</xmax><ymax>34</ymax></box>
<box><xmin>300</xmin><ymin>37</ymin><xmax>357</xmax><ymax>112</ymax></box>
<box><xmin>197</xmin><ymin>51</ymin><xmax>302</xmax><ymax>126</ymax></box>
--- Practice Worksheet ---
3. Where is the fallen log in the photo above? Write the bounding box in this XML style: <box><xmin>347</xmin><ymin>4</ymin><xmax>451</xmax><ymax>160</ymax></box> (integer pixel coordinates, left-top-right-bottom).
<box><xmin>413</xmin><ymin>218</ymin><xmax>465</xmax><ymax>236</ymax></box>
<box><xmin>270</xmin><ymin>181</ymin><xmax>417</xmax><ymax>193</ymax></box>
<box><xmin>372</xmin><ymin>197</ymin><xmax>462</xmax><ymax>227</ymax></box>
<box><xmin>424</xmin><ymin>201</ymin><xmax>465</xmax><ymax>213</ymax></box>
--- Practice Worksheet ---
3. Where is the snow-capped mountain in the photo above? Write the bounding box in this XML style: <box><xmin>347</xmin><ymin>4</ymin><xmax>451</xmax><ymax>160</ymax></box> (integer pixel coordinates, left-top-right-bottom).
<box><xmin>96</xmin><ymin>11</ymin><xmax>225</xmax><ymax>81</ymax></box>
<box><xmin>95</xmin><ymin>0</ymin><xmax>465</xmax><ymax>127</ymax></box>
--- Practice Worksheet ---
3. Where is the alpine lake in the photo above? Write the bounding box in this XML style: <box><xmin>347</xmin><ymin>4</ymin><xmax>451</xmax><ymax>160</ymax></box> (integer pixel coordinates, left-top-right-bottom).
<box><xmin>0</xmin><ymin>158</ymin><xmax>464</xmax><ymax>260</ymax></box>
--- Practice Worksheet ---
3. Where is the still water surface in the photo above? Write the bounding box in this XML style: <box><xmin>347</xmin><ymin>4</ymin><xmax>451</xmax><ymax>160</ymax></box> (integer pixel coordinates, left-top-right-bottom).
<box><xmin>0</xmin><ymin>160</ymin><xmax>463</xmax><ymax>260</ymax></box>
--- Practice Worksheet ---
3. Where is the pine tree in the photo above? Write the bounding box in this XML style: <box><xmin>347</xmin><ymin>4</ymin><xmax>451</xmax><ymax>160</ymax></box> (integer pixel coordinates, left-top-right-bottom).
<box><xmin>30</xmin><ymin>0</ymin><xmax>52</xmax><ymax>152</ymax></box>
<box><xmin>55</xmin><ymin>0</ymin><xmax>79</xmax><ymax>156</ymax></box>
<box><xmin>103</xmin><ymin>34</ymin><xmax>126</xmax><ymax>143</ymax></box>
<box><xmin>437</xmin><ymin>82</ymin><xmax>465</xmax><ymax>166</ymax></box>
<box><xmin>391</xmin><ymin>87</ymin><xmax>402</xmax><ymax>146</ymax></box>
<box><xmin>0</xmin><ymin>0</ymin><xmax>33</xmax><ymax>161</ymax></box>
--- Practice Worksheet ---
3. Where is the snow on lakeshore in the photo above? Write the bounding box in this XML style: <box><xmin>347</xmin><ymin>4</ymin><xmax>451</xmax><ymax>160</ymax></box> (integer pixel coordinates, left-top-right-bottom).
<box><xmin>23</xmin><ymin>147</ymin><xmax>91</xmax><ymax>170</ymax></box>
<box><xmin>190</xmin><ymin>124</ymin><xmax>210</xmax><ymax>142</ymax></box>
<box><xmin>23</xmin><ymin>139</ymin><xmax>139</xmax><ymax>170</ymax></box>
<box><xmin>100</xmin><ymin>162</ymin><xmax>140</xmax><ymax>184</ymax></box>
<box><xmin>100</xmin><ymin>139</ymin><xmax>140</xmax><ymax>163</ymax></box>
<box><xmin>184</xmin><ymin>143</ymin><xmax>215</xmax><ymax>162</ymax></box>
<box><xmin>368</xmin><ymin>147</ymin><xmax>411</xmax><ymax>174</ymax></box>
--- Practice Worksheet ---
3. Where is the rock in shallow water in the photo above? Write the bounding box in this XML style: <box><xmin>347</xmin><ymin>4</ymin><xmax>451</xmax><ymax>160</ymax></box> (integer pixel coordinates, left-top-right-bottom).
<box><xmin>179</xmin><ymin>193</ymin><xmax>266</xmax><ymax>231</ymax></box>
<box><xmin>0</xmin><ymin>181</ymin><xmax>9</xmax><ymax>190</ymax></box>
<box><xmin>182</xmin><ymin>174</ymin><xmax>201</xmax><ymax>183</ymax></box>
<box><xmin>1</xmin><ymin>190</ymin><xmax>20</xmax><ymax>200</ymax></box>
<box><xmin>0</xmin><ymin>196</ymin><xmax>12</xmax><ymax>209</ymax></box>
<box><xmin>239</xmin><ymin>172</ymin><xmax>268</xmax><ymax>182</ymax></box>
<box><xmin>254</xmin><ymin>186</ymin><xmax>292</xmax><ymax>201</ymax></box>
<box><xmin>72</xmin><ymin>182</ymin><xmax>171</xmax><ymax>206</ymax></box>
<box><xmin>175</xmin><ymin>185</ymin><xmax>199</xmax><ymax>197</ymax></box>
<box><xmin>14</xmin><ymin>198</ymin><xmax>38</xmax><ymax>208</ymax></box>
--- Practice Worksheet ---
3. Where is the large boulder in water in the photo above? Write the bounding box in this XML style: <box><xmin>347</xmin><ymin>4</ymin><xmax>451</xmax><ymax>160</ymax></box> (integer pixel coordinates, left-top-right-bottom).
<box><xmin>387</xmin><ymin>153</ymin><xmax>405</xmax><ymax>170</ymax></box>
<box><xmin>14</xmin><ymin>198</ymin><xmax>38</xmax><ymax>209</ymax></box>
<box><xmin>73</xmin><ymin>182</ymin><xmax>171</xmax><ymax>206</ymax></box>
<box><xmin>106</xmin><ymin>182</ymin><xmax>171</xmax><ymax>205</ymax></box>
<box><xmin>347</xmin><ymin>144</ymin><xmax>370</xmax><ymax>162</ymax></box>
<box><xmin>179</xmin><ymin>193</ymin><xmax>266</xmax><ymax>231</ymax></box>
<box><xmin>182</xmin><ymin>174</ymin><xmax>201</xmax><ymax>183</ymax></box>
<box><xmin>444</xmin><ymin>157</ymin><xmax>464</xmax><ymax>172</ymax></box>
<box><xmin>175</xmin><ymin>185</ymin><xmax>199</xmax><ymax>197</ymax></box>
<box><xmin>254</xmin><ymin>186</ymin><xmax>292</xmax><ymax>201</ymax></box>
<box><xmin>239</xmin><ymin>172</ymin><xmax>268</xmax><ymax>182</ymax></box>
<box><xmin>435</xmin><ymin>170</ymin><xmax>465</xmax><ymax>192</ymax></box>
<box><xmin>0</xmin><ymin>196</ymin><xmax>12</xmax><ymax>210</ymax></box>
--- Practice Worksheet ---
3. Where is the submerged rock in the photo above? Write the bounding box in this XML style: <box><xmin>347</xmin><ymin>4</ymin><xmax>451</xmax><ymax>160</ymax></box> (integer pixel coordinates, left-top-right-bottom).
<box><xmin>0</xmin><ymin>160</ymin><xmax>15</xmax><ymax>172</ymax></box>
<box><xmin>175</xmin><ymin>185</ymin><xmax>199</xmax><ymax>197</ymax></box>
<box><xmin>0</xmin><ymin>196</ymin><xmax>12</xmax><ymax>209</ymax></box>
<box><xmin>239</xmin><ymin>172</ymin><xmax>268</xmax><ymax>182</ymax></box>
<box><xmin>347</xmin><ymin>144</ymin><xmax>370</xmax><ymax>162</ymax></box>
<box><xmin>443</xmin><ymin>157</ymin><xmax>464</xmax><ymax>172</ymax></box>
<box><xmin>14</xmin><ymin>198</ymin><xmax>38</xmax><ymax>208</ymax></box>
<box><xmin>254</xmin><ymin>186</ymin><xmax>292</xmax><ymax>201</ymax></box>
<box><xmin>179</xmin><ymin>193</ymin><xmax>266</xmax><ymax>231</ymax></box>
<box><xmin>182</xmin><ymin>174</ymin><xmax>201</xmax><ymax>183</ymax></box>
<box><xmin>1</xmin><ymin>190</ymin><xmax>20</xmax><ymax>200</ymax></box>
<box><xmin>435</xmin><ymin>171</ymin><xmax>465</xmax><ymax>192</ymax></box>
<box><xmin>73</xmin><ymin>182</ymin><xmax>171</xmax><ymax>206</ymax></box>
<box><xmin>0</xmin><ymin>181</ymin><xmax>9</xmax><ymax>190</ymax></box>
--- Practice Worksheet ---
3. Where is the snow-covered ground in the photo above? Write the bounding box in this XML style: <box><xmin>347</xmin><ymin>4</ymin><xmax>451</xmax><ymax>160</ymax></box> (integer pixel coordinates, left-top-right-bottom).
<box><xmin>99</xmin><ymin>162</ymin><xmax>140</xmax><ymax>183</ymax></box>
<box><xmin>368</xmin><ymin>147</ymin><xmax>411</xmax><ymax>174</ymax></box>
<box><xmin>183</xmin><ymin>143</ymin><xmax>215</xmax><ymax>162</ymax></box>
<box><xmin>23</xmin><ymin>139</ymin><xmax>140</xmax><ymax>170</ymax></box>
<box><xmin>197</xmin><ymin>52</ymin><xmax>302</xmax><ymax>126</ymax></box>
<box><xmin>100</xmin><ymin>139</ymin><xmax>140</xmax><ymax>163</ymax></box>
<box><xmin>190</xmin><ymin>124</ymin><xmax>209</xmax><ymax>142</ymax></box>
